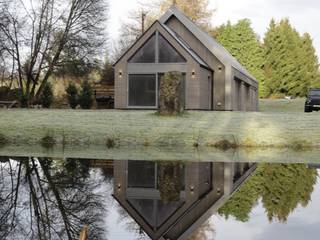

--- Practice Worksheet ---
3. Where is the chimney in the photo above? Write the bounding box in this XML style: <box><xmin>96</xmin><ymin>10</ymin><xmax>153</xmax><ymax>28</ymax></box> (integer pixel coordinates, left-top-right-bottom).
<box><xmin>141</xmin><ymin>11</ymin><xmax>146</xmax><ymax>33</ymax></box>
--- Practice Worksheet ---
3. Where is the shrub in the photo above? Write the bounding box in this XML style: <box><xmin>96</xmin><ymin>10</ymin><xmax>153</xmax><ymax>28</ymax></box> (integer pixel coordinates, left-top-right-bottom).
<box><xmin>106</xmin><ymin>137</ymin><xmax>115</xmax><ymax>148</ymax></box>
<box><xmin>40</xmin><ymin>82</ymin><xmax>54</xmax><ymax>108</ymax></box>
<box><xmin>159</xmin><ymin>71</ymin><xmax>184</xmax><ymax>115</ymax></box>
<box><xmin>213</xmin><ymin>140</ymin><xmax>238</xmax><ymax>151</ymax></box>
<box><xmin>0</xmin><ymin>134</ymin><xmax>8</xmax><ymax>147</ymax></box>
<box><xmin>66</xmin><ymin>83</ymin><xmax>78</xmax><ymax>109</ymax></box>
<box><xmin>17</xmin><ymin>90</ymin><xmax>29</xmax><ymax>108</ymax></box>
<box><xmin>41</xmin><ymin>135</ymin><xmax>56</xmax><ymax>149</ymax></box>
<box><xmin>78</xmin><ymin>80</ymin><xmax>93</xmax><ymax>109</ymax></box>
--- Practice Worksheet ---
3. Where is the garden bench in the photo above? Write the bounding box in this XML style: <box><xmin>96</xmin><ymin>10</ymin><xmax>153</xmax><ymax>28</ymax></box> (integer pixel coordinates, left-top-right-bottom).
<box><xmin>0</xmin><ymin>100</ymin><xmax>18</xmax><ymax>109</ymax></box>
<box><xmin>93</xmin><ymin>84</ymin><xmax>114</xmax><ymax>109</ymax></box>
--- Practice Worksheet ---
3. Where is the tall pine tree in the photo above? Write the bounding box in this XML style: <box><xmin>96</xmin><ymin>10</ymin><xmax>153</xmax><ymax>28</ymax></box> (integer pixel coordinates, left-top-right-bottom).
<box><xmin>264</xmin><ymin>19</ymin><xmax>320</xmax><ymax>97</ymax></box>
<box><xmin>299</xmin><ymin>33</ymin><xmax>320</xmax><ymax>90</ymax></box>
<box><xmin>215</xmin><ymin>19</ymin><xmax>266</xmax><ymax>97</ymax></box>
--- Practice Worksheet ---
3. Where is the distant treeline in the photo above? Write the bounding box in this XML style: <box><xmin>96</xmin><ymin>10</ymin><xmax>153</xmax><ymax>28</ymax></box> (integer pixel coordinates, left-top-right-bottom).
<box><xmin>214</xmin><ymin>19</ymin><xmax>320</xmax><ymax>98</ymax></box>
<box><xmin>115</xmin><ymin>0</ymin><xmax>320</xmax><ymax>98</ymax></box>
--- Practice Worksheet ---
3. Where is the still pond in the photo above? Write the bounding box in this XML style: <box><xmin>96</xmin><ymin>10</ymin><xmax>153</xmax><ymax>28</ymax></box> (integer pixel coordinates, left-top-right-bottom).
<box><xmin>0</xmin><ymin>156</ymin><xmax>319</xmax><ymax>240</ymax></box>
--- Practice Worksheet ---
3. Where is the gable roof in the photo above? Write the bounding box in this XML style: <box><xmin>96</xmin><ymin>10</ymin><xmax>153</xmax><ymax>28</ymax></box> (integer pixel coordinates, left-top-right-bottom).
<box><xmin>160</xmin><ymin>22</ymin><xmax>209</xmax><ymax>69</ymax></box>
<box><xmin>159</xmin><ymin>6</ymin><xmax>257</xmax><ymax>81</ymax></box>
<box><xmin>113</xmin><ymin>20</ymin><xmax>210</xmax><ymax>69</ymax></box>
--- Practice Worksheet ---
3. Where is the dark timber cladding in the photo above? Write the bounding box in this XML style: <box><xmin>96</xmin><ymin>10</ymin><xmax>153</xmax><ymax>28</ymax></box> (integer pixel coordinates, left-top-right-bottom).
<box><xmin>113</xmin><ymin>5</ymin><xmax>259</xmax><ymax>111</ymax></box>
<box><xmin>113</xmin><ymin>160</ymin><xmax>257</xmax><ymax>240</ymax></box>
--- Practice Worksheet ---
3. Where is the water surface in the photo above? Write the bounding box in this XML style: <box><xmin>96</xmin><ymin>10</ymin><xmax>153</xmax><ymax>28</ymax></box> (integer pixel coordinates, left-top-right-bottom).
<box><xmin>0</xmin><ymin>156</ymin><xmax>319</xmax><ymax>240</ymax></box>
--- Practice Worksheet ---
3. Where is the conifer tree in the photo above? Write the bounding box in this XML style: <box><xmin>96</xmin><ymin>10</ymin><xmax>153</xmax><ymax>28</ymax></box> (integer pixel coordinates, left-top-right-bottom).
<box><xmin>215</xmin><ymin>19</ymin><xmax>266</xmax><ymax>97</ymax></box>
<box><xmin>299</xmin><ymin>33</ymin><xmax>320</xmax><ymax>90</ymax></box>
<box><xmin>263</xmin><ymin>19</ymin><xmax>281</xmax><ymax>96</ymax></box>
<box><xmin>264</xmin><ymin>19</ymin><xmax>320</xmax><ymax>97</ymax></box>
<box><xmin>219</xmin><ymin>163</ymin><xmax>317</xmax><ymax>223</ymax></box>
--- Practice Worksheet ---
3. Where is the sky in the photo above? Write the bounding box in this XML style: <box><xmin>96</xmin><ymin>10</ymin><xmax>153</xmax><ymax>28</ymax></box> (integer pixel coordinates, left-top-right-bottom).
<box><xmin>108</xmin><ymin>0</ymin><xmax>320</xmax><ymax>57</ymax></box>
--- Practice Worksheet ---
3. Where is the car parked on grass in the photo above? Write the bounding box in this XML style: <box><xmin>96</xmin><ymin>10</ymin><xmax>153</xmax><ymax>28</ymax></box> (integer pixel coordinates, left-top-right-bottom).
<box><xmin>305</xmin><ymin>88</ymin><xmax>320</xmax><ymax>112</ymax></box>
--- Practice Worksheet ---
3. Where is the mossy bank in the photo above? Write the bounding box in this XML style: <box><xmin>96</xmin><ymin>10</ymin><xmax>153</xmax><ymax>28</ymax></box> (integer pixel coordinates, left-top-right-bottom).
<box><xmin>0</xmin><ymin>109</ymin><xmax>319</xmax><ymax>149</ymax></box>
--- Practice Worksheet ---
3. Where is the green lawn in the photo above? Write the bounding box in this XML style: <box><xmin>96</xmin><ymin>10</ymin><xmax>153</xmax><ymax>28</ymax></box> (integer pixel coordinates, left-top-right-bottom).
<box><xmin>259</xmin><ymin>98</ymin><xmax>305</xmax><ymax>112</ymax></box>
<box><xmin>0</xmin><ymin>106</ymin><xmax>319</xmax><ymax>150</ymax></box>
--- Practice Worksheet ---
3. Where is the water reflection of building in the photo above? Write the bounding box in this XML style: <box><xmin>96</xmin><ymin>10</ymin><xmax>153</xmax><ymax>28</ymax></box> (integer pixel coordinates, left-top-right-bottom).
<box><xmin>113</xmin><ymin>160</ymin><xmax>256</xmax><ymax>240</ymax></box>
<box><xmin>308</xmin><ymin>164</ymin><xmax>320</xmax><ymax>169</ymax></box>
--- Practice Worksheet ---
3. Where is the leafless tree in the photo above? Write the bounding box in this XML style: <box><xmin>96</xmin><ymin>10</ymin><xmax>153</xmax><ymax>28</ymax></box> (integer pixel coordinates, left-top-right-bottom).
<box><xmin>0</xmin><ymin>157</ymin><xmax>108</xmax><ymax>240</ymax></box>
<box><xmin>0</xmin><ymin>0</ymin><xmax>108</xmax><ymax>106</ymax></box>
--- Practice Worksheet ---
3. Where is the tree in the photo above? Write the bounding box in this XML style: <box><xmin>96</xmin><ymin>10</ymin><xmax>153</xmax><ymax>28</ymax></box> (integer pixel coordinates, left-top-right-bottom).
<box><xmin>263</xmin><ymin>19</ymin><xmax>319</xmax><ymax>97</ymax></box>
<box><xmin>114</xmin><ymin>0</ymin><xmax>215</xmax><ymax>60</ymax></box>
<box><xmin>78</xmin><ymin>80</ymin><xmax>94</xmax><ymax>109</ymax></box>
<box><xmin>158</xmin><ymin>0</ymin><xmax>214</xmax><ymax>31</ymax></box>
<box><xmin>0</xmin><ymin>0</ymin><xmax>108</xmax><ymax>106</ymax></box>
<box><xmin>40</xmin><ymin>82</ymin><xmax>53</xmax><ymax>108</ymax></box>
<box><xmin>299</xmin><ymin>33</ymin><xmax>320</xmax><ymax>89</ymax></box>
<box><xmin>66</xmin><ymin>82</ymin><xmax>78</xmax><ymax>109</ymax></box>
<box><xmin>260</xmin><ymin>164</ymin><xmax>317</xmax><ymax>222</ymax></box>
<box><xmin>100</xmin><ymin>55</ymin><xmax>115</xmax><ymax>85</ymax></box>
<box><xmin>114</xmin><ymin>5</ymin><xmax>157</xmax><ymax>59</ymax></box>
<box><xmin>0</xmin><ymin>157</ymin><xmax>107</xmax><ymax>239</ymax></box>
<box><xmin>218</xmin><ymin>163</ymin><xmax>318</xmax><ymax>223</ymax></box>
<box><xmin>264</xmin><ymin>19</ymin><xmax>302</xmax><ymax>97</ymax></box>
<box><xmin>215</xmin><ymin>19</ymin><xmax>266</xmax><ymax>97</ymax></box>
<box><xmin>159</xmin><ymin>71</ymin><xmax>185</xmax><ymax>115</ymax></box>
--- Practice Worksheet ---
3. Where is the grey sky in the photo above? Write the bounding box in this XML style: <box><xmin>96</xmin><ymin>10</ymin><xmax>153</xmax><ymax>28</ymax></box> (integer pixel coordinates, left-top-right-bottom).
<box><xmin>108</xmin><ymin>0</ymin><xmax>320</xmax><ymax>57</ymax></box>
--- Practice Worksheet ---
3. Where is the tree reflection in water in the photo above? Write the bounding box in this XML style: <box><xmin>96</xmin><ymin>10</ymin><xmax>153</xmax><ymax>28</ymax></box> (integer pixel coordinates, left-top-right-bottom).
<box><xmin>188</xmin><ymin>220</ymin><xmax>215</xmax><ymax>240</ymax></box>
<box><xmin>218</xmin><ymin>163</ymin><xmax>318</xmax><ymax>223</ymax></box>
<box><xmin>0</xmin><ymin>157</ymin><xmax>107</xmax><ymax>240</ymax></box>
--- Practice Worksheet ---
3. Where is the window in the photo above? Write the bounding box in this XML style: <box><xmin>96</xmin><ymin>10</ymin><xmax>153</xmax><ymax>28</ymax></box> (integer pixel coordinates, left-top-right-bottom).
<box><xmin>129</xmin><ymin>74</ymin><xmax>157</xmax><ymax>107</ymax></box>
<box><xmin>129</xmin><ymin>34</ymin><xmax>156</xmax><ymax>63</ymax></box>
<box><xmin>128</xmin><ymin>33</ymin><xmax>186</xmax><ymax>63</ymax></box>
<box><xmin>128</xmin><ymin>161</ymin><xmax>155</xmax><ymax>188</ymax></box>
<box><xmin>158</xmin><ymin>34</ymin><xmax>186</xmax><ymax>63</ymax></box>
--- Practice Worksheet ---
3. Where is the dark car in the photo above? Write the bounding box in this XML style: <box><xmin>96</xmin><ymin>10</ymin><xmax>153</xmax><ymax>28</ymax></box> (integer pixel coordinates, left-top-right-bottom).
<box><xmin>305</xmin><ymin>88</ymin><xmax>320</xmax><ymax>112</ymax></box>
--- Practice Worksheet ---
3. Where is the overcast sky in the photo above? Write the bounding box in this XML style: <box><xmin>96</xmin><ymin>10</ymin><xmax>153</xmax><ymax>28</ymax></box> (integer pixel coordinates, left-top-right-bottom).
<box><xmin>108</xmin><ymin>0</ymin><xmax>320</xmax><ymax>57</ymax></box>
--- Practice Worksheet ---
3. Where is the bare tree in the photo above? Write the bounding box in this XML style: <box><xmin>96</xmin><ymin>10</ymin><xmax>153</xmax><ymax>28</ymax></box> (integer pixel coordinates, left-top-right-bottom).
<box><xmin>112</xmin><ymin>1</ymin><xmax>158</xmax><ymax>60</ymax></box>
<box><xmin>0</xmin><ymin>0</ymin><xmax>108</xmax><ymax>106</ymax></box>
<box><xmin>0</xmin><ymin>157</ymin><xmax>108</xmax><ymax>240</ymax></box>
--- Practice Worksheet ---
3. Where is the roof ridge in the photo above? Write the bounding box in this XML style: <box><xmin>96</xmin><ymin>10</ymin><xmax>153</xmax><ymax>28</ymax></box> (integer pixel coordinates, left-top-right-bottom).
<box><xmin>159</xmin><ymin>6</ymin><xmax>257</xmax><ymax>81</ymax></box>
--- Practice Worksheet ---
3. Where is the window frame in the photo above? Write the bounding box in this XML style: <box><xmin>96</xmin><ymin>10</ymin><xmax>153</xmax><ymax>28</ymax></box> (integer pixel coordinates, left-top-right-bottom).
<box><xmin>127</xmin><ymin>73</ymin><xmax>158</xmax><ymax>108</ymax></box>
<box><xmin>158</xmin><ymin>33</ymin><xmax>187</xmax><ymax>63</ymax></box>
<box><xmin>127</xmin><ymin>31</ymin><xmax>187</xmax><ymax>64</ymax></box>
<box><xmin>128</xmin><ymin>34</ymin><xmax>157</xmax><ymax>63</ymax></box>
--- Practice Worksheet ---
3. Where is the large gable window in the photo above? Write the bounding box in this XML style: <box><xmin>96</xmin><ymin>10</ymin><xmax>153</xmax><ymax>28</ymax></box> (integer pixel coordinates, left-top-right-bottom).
<box><xmin>129</xmin><ymin>34</ymin><xmax>156</xmax><ymax>63</ymax></box>
<box><xmin>158</xmin><ymin>34</ymin><xmax>186</xmax><ymax>63</ymax></box>
<box><xmin>128</xmin><ymin>74</ymin><xmax>157</xmax><ymax>107</ymax></box>
<box><xmin>128</xmin><ymin>32</ymin><xmax>186</xmax><ymax>63</ymax></box>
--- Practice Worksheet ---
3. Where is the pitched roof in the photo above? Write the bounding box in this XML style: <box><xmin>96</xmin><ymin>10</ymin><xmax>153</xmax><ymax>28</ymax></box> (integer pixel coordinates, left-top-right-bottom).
<box><xmin>113</xmin><ymin>20</ymin><xmax>210</xmax><ymax>69</ymax></box>
<box><xmin>160</xmin><ymin>22</ymin><xmax>210</xmax><ymax>69</ymax></box>
<box><xmin>159</xmin><ymin>6</ymin><xmax>257</xmax><ymax>81</ymax></box>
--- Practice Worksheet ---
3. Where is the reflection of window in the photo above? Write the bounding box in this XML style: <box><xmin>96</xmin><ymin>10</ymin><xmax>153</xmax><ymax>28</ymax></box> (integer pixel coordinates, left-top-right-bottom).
<box><xmin>128</xmin><ymin>199</ymin><xmax>184</xmax><ymax>228</ymax></box>
<box><xmin>158</xmin><ymin>34</ymin><xmax>186</xmax><ymax>63</ymax></box>
<box><xmin>128</xmin><ymin>161</ymin><xmax>155</xmax><ymax>188</ymax></box>
<box><xmin>129</xmin><ymin>34</ymin><xmax>156</xmax><ymax>63</ymax></box>
<box><xmin>129</xmin><ymin>74</ymin><xmax>156</xmax><ymax>107</ymax></box>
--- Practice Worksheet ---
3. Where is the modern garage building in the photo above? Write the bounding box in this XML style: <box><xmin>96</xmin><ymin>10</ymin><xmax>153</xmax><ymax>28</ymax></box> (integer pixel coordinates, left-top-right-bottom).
<box><xmin>113</xmin><ymin>5</ymin><xmax>258</xmax><ymax>111</ymax></box>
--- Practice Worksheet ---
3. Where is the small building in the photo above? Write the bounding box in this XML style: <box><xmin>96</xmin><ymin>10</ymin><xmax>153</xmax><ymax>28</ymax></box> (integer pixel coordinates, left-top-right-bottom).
<box><xmin>113</xmin><ymin>160</ymin><xmax>256</xmax><ymax>240</ymax></box>
<box><xmin>114</xmin><ymin>6</ymin><xmax>258</xmax><ymax>111</ymax></box>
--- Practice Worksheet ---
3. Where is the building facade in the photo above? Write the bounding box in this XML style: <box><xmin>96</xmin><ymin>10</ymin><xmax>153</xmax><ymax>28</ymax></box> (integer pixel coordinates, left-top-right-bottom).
<box><xmin>114</xmin><ymin>6</ymin><xmax>259</xmax><ymax>111</ymax></box>
<box><xmin>113</xmin><ymin>160</ymin><xmax>257</xmax><ymax>239</ymax></box>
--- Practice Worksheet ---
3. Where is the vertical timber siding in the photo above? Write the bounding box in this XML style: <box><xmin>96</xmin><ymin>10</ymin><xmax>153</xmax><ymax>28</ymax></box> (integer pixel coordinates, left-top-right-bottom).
<box><xmin>166</xmin><ymin>17</ymin><xmax>226</xmax><ymax>110</ymax></box>
<box><xmin>199</xmin><ymin>67</ymin><xmax>212</xmax><ymax>110</ymax></box>
<box><xmin>114</xmin><ymin>22</ymin><xmax>203</xmax><ymax>109</ymax></box>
